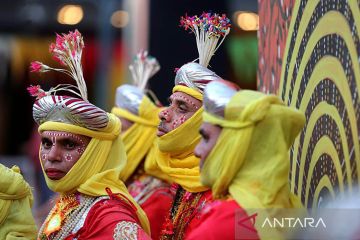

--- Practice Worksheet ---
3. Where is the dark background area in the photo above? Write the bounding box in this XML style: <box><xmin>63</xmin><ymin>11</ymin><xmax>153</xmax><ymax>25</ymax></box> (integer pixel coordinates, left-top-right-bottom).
<box><xmin>149</xmin><ymin>0</ymin><xmax>230</xmax><ymax>103</ymax></box>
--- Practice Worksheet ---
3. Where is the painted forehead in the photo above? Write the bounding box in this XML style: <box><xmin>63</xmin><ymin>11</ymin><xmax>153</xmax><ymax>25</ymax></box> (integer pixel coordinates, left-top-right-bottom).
<box><xmin>41</xmin><ymin>131</ymin><xmax>88</xmax><ymax>143</ymax></box>
<box><xmin>171</xmin><ymin>92</ymin><xmax>201</xmax><ymax>109</ymax></box>
<box><xmin>40</xmin><ymin>131</ymin><xmax>88</xmax><ymax>162</ymax></box>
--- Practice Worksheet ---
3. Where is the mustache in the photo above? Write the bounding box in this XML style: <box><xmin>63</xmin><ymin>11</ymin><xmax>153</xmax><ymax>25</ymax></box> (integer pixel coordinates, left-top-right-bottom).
<box><xmin>158</xmin><ymin>121</ymin><xmax>170</xmax><ymax>132</ymax></box>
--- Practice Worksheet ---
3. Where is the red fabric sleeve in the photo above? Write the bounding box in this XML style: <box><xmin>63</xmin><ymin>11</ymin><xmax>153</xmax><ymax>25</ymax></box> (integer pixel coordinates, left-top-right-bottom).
<box><xmin>185</xmin><ymin>200</ymin><xmax>259</xmax><ymax>240</ymax></box>
<box><xmin>66</xmin><ymin>198</ymin><xmax>151</xmax><ymax>240</ymax></box>
<box><xmin>141</xmin><ymin>187</ymin><xmax>173</xmax><ymax>240</ymax></box>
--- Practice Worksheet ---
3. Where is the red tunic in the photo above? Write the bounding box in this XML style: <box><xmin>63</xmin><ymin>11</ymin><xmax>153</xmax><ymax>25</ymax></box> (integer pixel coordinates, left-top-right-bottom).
<box><xmin>128</xmin><ymin>174</ymin><xmax>173</xmax><ymax>240</ymax></box>
<box><xmin>64</xmin><ymin>197</ymin><xmax>151</xmax><ymax>240</ymax></box>
<box><xmin>185</xmin><ymin>199</ymin><xmax>259</xmax><ymax>240</ymax></box>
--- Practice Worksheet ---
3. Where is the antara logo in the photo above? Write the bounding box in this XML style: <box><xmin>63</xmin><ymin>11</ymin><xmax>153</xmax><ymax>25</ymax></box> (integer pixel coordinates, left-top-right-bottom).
<box><xmin>237</xmin><ymin>213</ymin><xmax>258</xmax><ymax>232</ymax></box>
<box><xmin>261</xmin><ymin>217</ymin><xmax>326</xmax><ymax>228</ymax></box>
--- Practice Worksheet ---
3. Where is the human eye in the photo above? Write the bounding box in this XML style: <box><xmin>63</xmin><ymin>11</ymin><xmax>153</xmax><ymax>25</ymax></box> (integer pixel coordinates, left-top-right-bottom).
<box><xmin>178</xmin><ymin>104</ymin><xmax>187</xmax><ymax>113</ymax></box>
<box><xmin>41</xmin><ymin>138</ymin><xmax>53</xmax><ymax>149</ymax></box>
<box><xmin>177</xmin><ymin>101</ymin><xmax>191</xmax><ymax>113</ymax></box>
<box><xmin>63</xmin><ymin>139</ymin><xmax>77</xmax><ymax>150</ymax></box>
<box><xmin>199</xmin><ymin>129</ymin><xmax>209</xmax><ymax>142</ymax></box>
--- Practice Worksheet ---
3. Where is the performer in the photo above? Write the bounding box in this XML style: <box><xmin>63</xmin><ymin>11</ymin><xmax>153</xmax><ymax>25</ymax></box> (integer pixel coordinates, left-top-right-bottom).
<box><xmin>0</xmin><ymin>164</ymin><xmax>37</xmax><ymax>239</ymax></box>
<box><xmin>28</xmin><ymin>30</ymin><xmax>150</xmax><ymax>239</ymax></box>
<box><xmin>111</xmin><ymin>51</ymin><xmax>173</xmax><ymax>239</ymax></box>
<box><xmin>143</xmin><ymin>12</ymin><xmax>231</xmax><ymax>239</ymax></box>
<box><xmin>190</xmin><ymin>80</ymin><xmax>306</xmax><ymax>239</ymax></box>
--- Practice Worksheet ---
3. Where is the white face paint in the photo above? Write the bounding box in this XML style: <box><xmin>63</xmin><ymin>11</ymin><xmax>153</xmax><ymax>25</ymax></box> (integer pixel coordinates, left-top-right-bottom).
<box><xmin>40</xmin><ymin>131</ymin><xmax>90</xmax><ymax>180</ymax></box>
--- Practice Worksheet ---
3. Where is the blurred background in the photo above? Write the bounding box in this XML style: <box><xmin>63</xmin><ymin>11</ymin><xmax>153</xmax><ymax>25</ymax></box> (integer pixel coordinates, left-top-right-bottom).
<box><xmin>0</xmin><ymin>0</ymin><xmax>258</xmax><ymax>212</ymax></box>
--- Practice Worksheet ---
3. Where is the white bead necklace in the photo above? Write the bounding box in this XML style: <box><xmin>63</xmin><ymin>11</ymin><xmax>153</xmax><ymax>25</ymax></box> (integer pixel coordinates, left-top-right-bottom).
<box><xmin>38</xmin><ymin>194</ymin><xmax>96</xmax><ymax>240</ymax></box>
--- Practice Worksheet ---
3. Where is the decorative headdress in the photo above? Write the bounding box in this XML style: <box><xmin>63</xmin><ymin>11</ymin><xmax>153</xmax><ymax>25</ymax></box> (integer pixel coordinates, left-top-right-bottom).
<box><xmin>145</xmin><ymin>14</ymin><xmax>231</xmax><ymax>193</ymax></box>
<box><xmin>112</xmin><ymin>51</ymin><xmax>161</xmax><ymax>181</ymax></box>
<box><xmin>114</xmin><ymin>50</ymin><xmax>161</xmax><ymax>115</ymax></box>
<box><xmin>203</xmin><ymin>80</ymin><xmax>239</xmax><ymax>118</ymax></box>
<box><xmin>174</xmin><ymin>12</ymin><xmax>231</xmax><ymax>93</ymax></box>
<box><xmin>201</xmin><ymin>89</ymin><xmax>306</xmax><ymax>239</ymax></box>
<box><xmin>128</xmin><ymin>50</ymin><xmax>160</xmax><ymax>92</ymax></box>
<box><xmin>27</xmin><ymin>31</ymin><xmax>151</xmax><ymax>233</ymax></box>
<box><xmin>28</xmin><ymin>30</ymin><xmax>109</xmax><ymax>130</ymax></box>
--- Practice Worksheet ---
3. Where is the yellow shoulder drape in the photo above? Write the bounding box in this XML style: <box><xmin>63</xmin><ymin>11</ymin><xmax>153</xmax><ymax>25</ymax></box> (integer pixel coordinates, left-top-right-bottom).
<box><xmin>0</xmin><ymin>164</ymin><xmax>37</xmax><ymax>239</ymax></box>
<box><xmin>38</xmin><ymin>113</ymin><xmax>150</xmax><ymax>234</ymax></box>
<box><xmin>111</xmin><ymin>95</ymin><xmax>161</xmax><ymax>181</ymax></box>
<box><xmin>202</xmin><ymin>90</ymin><xmax>306</xmax><ymax>239</ymax></box>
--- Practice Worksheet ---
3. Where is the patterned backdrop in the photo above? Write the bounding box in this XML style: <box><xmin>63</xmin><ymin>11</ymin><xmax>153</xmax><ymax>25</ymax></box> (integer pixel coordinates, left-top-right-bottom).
<box><xmin>258</xmin><ymin>0</ymin><xmax>360</xmax><ymax>208</ymax></box>
<box><xmin>258</xmin><ymin>0</ymin><xmax>295</xmax><ymax>94</ymax></box>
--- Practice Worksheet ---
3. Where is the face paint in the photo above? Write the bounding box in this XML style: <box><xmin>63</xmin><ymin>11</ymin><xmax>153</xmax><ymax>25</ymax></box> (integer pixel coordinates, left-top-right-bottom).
<box><xmin>40</xmin><ymin>131</ymin><xmax>91</xmax><ymax>180</ymax></box>
<box><xmin>179</xmin><ymin>115</ymin><xmax>186</xmax><ymax>124</ymax></box>
<box><xmin>162</xmin><ymin>110</ymin><xmax>169</xmax><ymax>117</ymax></box>
<box><xmin>171</xmin><ymin>115</ymin><xmax>187</xmax><ymax>129</ymax></box>
<box><xmin>176</xmin><ymin>94</ymin><xmax>200</xmax><ymax>110</ymax></box>
<box><xmin>65</xmin><ymin>154</ymin><xmax>73</xmax><ymax>162</ymax></box>
<box><xmin>77</xmin><ymin>147</ymin><xmax>85</xmax><ymax>155</ymax></box>
<box><xmin>157</xmin><ymin>92</ymin><xmax>202</xmax><ymax>137</ymax></box>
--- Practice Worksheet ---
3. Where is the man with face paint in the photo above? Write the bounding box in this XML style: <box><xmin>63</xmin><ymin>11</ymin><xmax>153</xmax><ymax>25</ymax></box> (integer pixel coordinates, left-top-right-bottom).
<box><xmin>188</xmin><ymin>80</ymin><xmax>306</xmax><ymax>239</ymax></box>
<box><xmin>29</xmin><ymin>30</ymin><xmax>150</xmax><ymax>239</ymax></box>
<box><xmin>111</xmin><ymin>51</ymin><xmax>174</xmax><ymax>239</ymax></box>
<box><xmin>143</xmin><ymin>13</ymin><xmax>231</xmax><ymax>239</ymax></box>
<box><xmin>0</xmin><ymin>164</ymin><xmax>37</xmax><ymax>239</ymax></box>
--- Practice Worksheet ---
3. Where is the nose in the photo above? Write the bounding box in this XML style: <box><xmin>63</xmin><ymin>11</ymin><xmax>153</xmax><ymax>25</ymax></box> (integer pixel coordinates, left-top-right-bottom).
<box><xmin>194</xmin><ymin>143</ymin><xmax>202</xmax><ymax>159</ymax></box>
<box><xmin>159</xmin><ymin>108</ymin><xmax>171</xmax><ymax>122</ymax></box>
<box><xmin>47</xmin><ymin>145</ymin><xmax>62</xmax><ymax>162</ymax></box>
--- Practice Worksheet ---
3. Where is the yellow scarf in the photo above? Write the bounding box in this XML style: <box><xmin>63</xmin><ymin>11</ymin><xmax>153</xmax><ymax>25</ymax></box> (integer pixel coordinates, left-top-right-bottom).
<box><xmin>0</xmin><ymin>164</ymin><xmax>37</xmax><ymax>239</ymax></box>
<box><xmin>111</xmin><ymin>96</ymin><xmax>160</xmax><ymax>181</ymax></box>
<box><xmin>145</xmin><ymin>85</ymin><xmax>208</xmax><ymax>192</ymax></box>
<box><xmin>201</xmin><ymin>90</ymin><xmax>306</xmax><ymax>239</ymax></box>
<box><xmin>38</xmin><ymin>113</ymin><xmax>150</xmax><ymax>234</ymax></box>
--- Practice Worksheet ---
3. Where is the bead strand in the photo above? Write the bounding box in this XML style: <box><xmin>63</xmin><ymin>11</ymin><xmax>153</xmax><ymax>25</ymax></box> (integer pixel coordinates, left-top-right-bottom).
<box><xmin>38</xmin><ymin>194</ymin><xmax>97</xmax><ymax>240</ymax></box>
<box><xmin>55</xmin><ymin>195</ymin><xmax>95</xmax><ymax>239</ymax></box>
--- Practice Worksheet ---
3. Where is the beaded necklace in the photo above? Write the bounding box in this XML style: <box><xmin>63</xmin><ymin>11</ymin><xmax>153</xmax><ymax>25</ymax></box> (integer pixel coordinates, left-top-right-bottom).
<box><xmin>38</xmin><ymin>193</ymin><xmax>96</xmax><ymax>240</ymax></box>
<box><xmin>160</xmin><ymin>185</ymin><xmax>205</xmax><ymax>240</ymax></box>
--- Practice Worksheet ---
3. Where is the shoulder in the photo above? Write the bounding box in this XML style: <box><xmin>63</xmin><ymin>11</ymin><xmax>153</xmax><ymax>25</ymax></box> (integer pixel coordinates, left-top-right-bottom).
<box><xmin>130</xmin><ymin>176</ymin><xmax>174</xmax><ymax>205</ymax></box>
<box><xmin>142</xmin><ymin>180</ymin><xmax>173</xmax><ymax>202</ymax></box>
<box><xmin>187</xmin><ymin>199</ymin><xmax>259</xmax><ymax>240</ymax></box>
<box><xmin>200</xmin><ymin>199</ymin><xmax>241</xmax><ymax>224</ymax></box>
<box><xmin>74</xmin><ymin>198</ymin><xmax>149</xmax><ymax>239</ymax></box>
<box><xmin>203</xmin><ymin>198</ymin><xmax>240</xmax><ymax>213</ymax></box>
<box><xmin>87</xmin><ymin>197</ymin><xmax>139</xmax><ymax>223</ymax></box>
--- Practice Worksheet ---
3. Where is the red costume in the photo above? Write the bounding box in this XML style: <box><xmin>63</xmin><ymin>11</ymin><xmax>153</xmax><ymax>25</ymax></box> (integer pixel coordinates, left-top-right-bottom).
<box><xmin>128</xmin><ymin>174</ymin><xmax>173</xmax><ymax>240</ymax></box>
<box><xmin>65</xmin><ymin>196</ymin><xmax>150</xmax><ymax>239</ymax></box>
<box><xmin>186</xmin><ymin>199</ymin><xmax>259</xmax><ymax>240</ymax></box>
<box><xmin>29</xmin><ymin>30</ymin><xmax>151</xmax><ymax>239</ymax></box>
<box><xmin>39</xmin><ymin>191</ymin><xmax>151</xmax><ymax>240</ymax></box>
